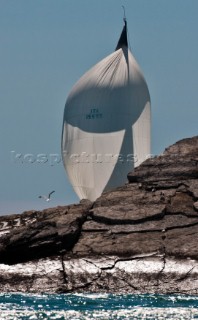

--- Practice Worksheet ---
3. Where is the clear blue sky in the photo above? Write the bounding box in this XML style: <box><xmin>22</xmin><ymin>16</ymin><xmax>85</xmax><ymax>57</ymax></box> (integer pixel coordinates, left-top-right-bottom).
<box><xmin>0</xmin><ymin>0</ymin><xmax>197</xmax><ymax>215</ymax></box>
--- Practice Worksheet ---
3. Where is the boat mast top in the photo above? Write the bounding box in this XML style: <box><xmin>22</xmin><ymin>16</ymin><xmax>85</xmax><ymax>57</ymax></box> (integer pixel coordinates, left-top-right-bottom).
<box><xmin>115</xmin><ymin>6</ymin><xmax>128</xmax><ymax>50</ymax></box>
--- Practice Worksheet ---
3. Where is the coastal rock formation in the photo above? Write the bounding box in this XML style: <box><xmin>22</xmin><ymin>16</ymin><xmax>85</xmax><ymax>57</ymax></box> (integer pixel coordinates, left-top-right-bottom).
<box><xmin>0</xmin><ymin>136</ymin><xmax>198</xmax><ymax>294</ymax></box>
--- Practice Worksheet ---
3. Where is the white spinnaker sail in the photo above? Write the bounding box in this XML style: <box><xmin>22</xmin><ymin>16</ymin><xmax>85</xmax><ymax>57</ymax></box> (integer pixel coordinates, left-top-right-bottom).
<box><xmin>62</xmin><ymin>21</ymin><xmax>151</xmax><ymax>201</ymax></box>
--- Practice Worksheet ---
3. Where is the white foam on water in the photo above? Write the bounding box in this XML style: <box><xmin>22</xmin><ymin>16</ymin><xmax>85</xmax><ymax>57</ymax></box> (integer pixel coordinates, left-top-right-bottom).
<box><xmin>73</xmin><ymin>293</ymin><xmax>110</xmax><ymax>299</ymax></box>
<box><xmin>0</xmin><ymin>308</ymin><xmax>197</xmax><ymax>320</ymax></box>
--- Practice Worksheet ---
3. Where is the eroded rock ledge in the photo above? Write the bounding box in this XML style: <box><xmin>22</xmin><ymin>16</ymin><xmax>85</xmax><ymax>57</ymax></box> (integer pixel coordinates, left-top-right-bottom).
<box><xmin>0</xmin><ymin>136</ymin><xmax>198</xmax><ymax>294</ymax></box>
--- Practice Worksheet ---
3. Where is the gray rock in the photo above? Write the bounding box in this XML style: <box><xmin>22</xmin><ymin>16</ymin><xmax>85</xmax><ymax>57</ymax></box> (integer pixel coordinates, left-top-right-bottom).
<box><xmin>0</xmin><ymin>136</ymin><xmax>197</xmax><ymax>294</ymax></box>
<box><xmin>194</xmin><ymin>201</ymin><xmax>198</xmax><ymax>211</ymax></box>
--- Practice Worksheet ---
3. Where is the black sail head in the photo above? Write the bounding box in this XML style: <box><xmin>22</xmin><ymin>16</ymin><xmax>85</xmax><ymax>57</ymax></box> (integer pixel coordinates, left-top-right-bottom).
<box><xmin>115</xmin><ymin>20</ymin><xmax>128</xmax><ymax>50</ymax></box>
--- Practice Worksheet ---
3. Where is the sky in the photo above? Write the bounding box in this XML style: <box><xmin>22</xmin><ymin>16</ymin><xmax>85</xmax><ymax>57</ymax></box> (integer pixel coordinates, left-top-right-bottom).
<box><xmin>0</xmin><ymin>0</ymin><xmax>197</xmax><ymax>215</ymax></box>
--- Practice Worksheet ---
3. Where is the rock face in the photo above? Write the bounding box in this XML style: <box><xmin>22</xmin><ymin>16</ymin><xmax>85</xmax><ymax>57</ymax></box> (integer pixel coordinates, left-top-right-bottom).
<box><xmin>0</xmin><ymin>136</ymin><xmax>198</xmax><ymax>294</ymax></box>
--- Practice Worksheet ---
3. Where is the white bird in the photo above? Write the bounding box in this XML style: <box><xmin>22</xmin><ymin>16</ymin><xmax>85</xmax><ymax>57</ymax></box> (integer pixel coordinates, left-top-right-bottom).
<box><xmin>38</xmin><ymin>191</ymin><xmax>55</xmax><ymax>202</ymax></box>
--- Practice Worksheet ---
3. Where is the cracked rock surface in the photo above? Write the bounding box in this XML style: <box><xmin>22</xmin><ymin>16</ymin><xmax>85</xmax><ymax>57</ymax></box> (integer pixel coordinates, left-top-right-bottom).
<box><xmin>0</xmin><ymin>136</ymin><xmax>198</xmax><ymax>294</ymax></box>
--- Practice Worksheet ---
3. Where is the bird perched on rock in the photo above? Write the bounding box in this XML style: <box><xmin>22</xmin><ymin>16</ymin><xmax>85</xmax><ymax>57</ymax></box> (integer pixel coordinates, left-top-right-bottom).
<box><xmin>38</xmin><ymin>191</ymin><xmax>55</xmax><ymax>202</ymax></box>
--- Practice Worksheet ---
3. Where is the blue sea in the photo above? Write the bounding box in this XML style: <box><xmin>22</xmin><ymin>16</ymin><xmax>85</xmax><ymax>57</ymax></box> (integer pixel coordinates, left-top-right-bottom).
<box><xmin>0</xmin><ymin>293</ymin><xmax>198</xmax><ymax>319</ymax></box>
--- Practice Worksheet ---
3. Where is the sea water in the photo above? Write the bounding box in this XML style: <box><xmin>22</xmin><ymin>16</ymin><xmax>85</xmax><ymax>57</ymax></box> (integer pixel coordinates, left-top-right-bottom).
<box><xmin>0</xmin><ymin>293</ymin><xmax>198</xmax><ymax>319</ymax></box>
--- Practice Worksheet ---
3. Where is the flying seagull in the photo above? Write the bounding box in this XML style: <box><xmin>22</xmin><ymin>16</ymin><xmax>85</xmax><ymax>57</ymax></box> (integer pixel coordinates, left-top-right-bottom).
<box><xmin>38</xmin><ymin>191</ymin><xmax>55</xmax><ymax>202</ymax></box>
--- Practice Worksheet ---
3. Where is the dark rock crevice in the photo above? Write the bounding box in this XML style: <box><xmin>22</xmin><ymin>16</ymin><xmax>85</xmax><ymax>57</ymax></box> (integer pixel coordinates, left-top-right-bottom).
<box><xmin>176</xmin><ymin>266</ymin><xmax>195</xmax><ymax>282</ymax></box>
<box><xmin>60</xmin><ymin>254</ymin><xmax>68</xmax><ymax>285</ymax></box>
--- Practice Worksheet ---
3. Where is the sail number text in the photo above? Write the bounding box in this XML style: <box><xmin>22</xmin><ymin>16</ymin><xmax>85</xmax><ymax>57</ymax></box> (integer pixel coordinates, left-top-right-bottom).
<box><xmin>86</xmin><ymin>108</ymin><xmax>103</xmax><ymax>119</ymax></box>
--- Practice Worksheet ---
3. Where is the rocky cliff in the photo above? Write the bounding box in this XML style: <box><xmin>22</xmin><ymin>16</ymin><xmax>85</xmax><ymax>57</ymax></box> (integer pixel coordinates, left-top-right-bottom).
<box><xmin>0</xmin><ymin>136</ymin><xmax>198</xmax><ymax>294</ymax></box>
